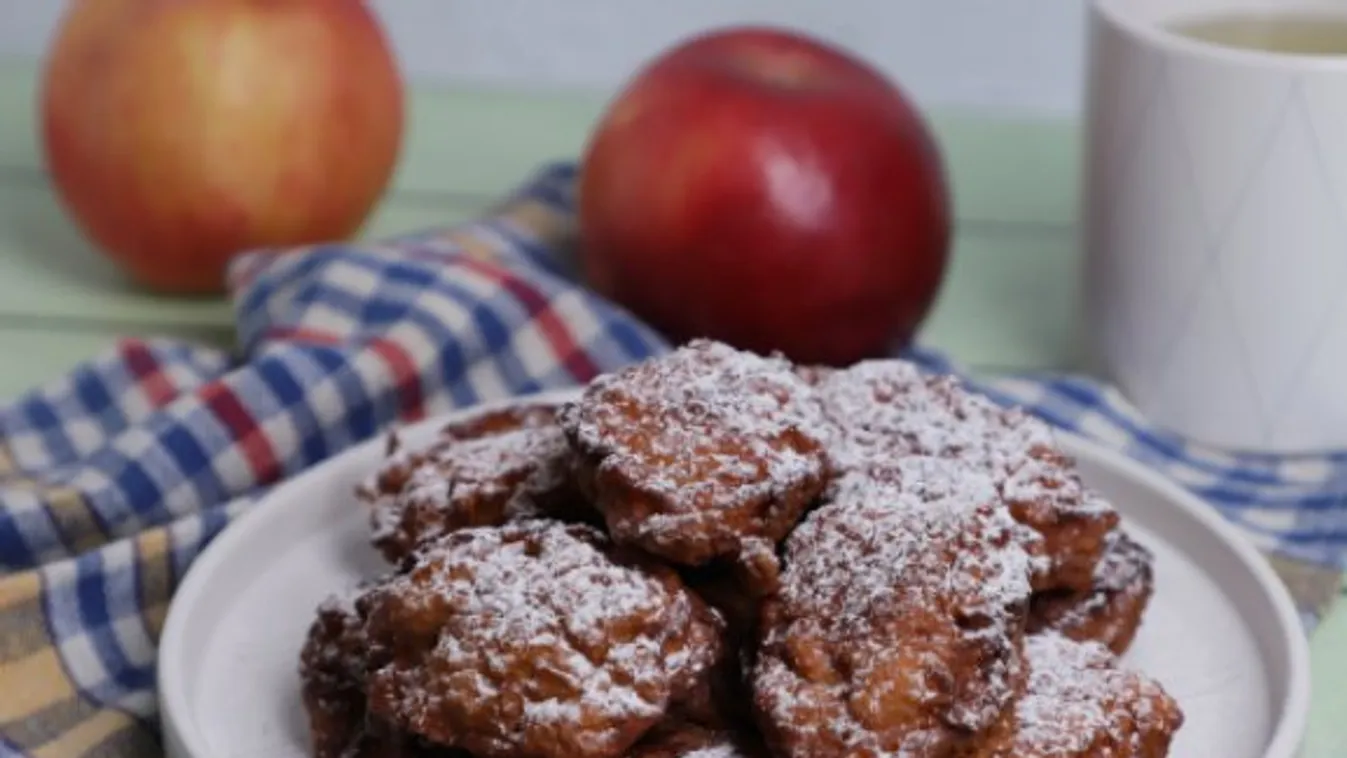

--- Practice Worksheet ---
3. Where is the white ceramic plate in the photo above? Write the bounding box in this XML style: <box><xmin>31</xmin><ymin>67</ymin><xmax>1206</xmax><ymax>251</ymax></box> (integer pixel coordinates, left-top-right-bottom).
<box><xmin>157</xmin><ymin>389</ymin><xmax>1311</xmax><ymax>758</ymax></box>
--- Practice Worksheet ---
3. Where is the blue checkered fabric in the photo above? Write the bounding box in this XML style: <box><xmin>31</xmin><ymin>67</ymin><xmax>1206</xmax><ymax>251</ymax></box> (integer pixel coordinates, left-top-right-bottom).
<box><xmin>0</xmin><ymin>162</ymin><xmax>1340</xmax><ymax>757</ymax></box>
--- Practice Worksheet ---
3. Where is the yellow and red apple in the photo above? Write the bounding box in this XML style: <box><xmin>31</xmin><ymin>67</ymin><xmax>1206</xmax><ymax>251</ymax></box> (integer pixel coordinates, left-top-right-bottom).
<box><xmin>579</xmin><ymin>26</ymin><xmax>952</xmax><ymax>365</ymax></box>
<box><xmin>41</xmin><ymin>0</ymin><xmax>405</xmax><ymax>293</ymax></box>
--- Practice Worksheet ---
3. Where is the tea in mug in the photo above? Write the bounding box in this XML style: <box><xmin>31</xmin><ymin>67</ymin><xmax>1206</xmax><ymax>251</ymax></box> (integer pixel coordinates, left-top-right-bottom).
<box><xmin>1170</xmin><ymin>12</ymin><xmax>1347</xmax><ymax>55</ymax></box>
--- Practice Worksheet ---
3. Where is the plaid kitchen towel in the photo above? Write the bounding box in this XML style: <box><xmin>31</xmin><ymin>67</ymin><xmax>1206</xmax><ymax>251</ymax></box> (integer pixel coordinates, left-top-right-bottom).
<box><xmin>0</xmin><ymin>161</ymin><xmax>1342</xmax><ymax>757</ymax></box>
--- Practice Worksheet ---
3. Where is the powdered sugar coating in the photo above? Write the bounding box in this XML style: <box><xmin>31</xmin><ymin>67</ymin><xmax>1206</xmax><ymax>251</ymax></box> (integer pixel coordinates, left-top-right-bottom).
<box><xmin>561</xmin><ymin>339</ymin><xmax>829</xmax><ymax>566</ymax></box>
<box><xmin>362</xmin><ymin>521</ymin><xmax>722</xmax><ymax>758</ymax></box>
<box><xmin>300</xmin><ymin>343</ymin><xmax>1181</xmax><ymax>758</ymax></box>
<box><xmin>971</xmin><ymin>632</ymin><xmax>1183</xmax><ymax>757</ymax></box>
<box><xmin>826</xmin><ymin>459</ymin><xmax>1050</xmax><ymax>579</ymax></box>
<box><xmin>815</xmin><ymin>360</ymin><xmax>1070</xmax><ymax>492</ymax></box>
<box><xmin>815</xmin><ymin>360</ymin><xmax>1119</xmax><ymax>591</ymax></box>
<box><xmin>356</xmin><ymin>404</ymin><xmax>584</xmax><ymax>563</ymax></box>
<box><xmin>1029</xmin><ymin>530</ymin><xmax>1156</xmax><ymax>656</ymax></box>
<box><xmin>809</xmin><ymin>358</ymin><xmax>933</xmax><ymax>471</ymax></box>
<box><xmin>754</xmin><ymin>456</ymin><xmax>1035</xmax><ymax>758</ymax></box>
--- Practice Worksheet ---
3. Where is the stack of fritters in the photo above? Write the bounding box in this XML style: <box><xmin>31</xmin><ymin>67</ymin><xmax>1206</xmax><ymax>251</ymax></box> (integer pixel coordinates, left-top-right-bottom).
<box><xmin>302</xmin><ymin>339</ymin><xmax>1184</xmax><ymax>758</ymax></box>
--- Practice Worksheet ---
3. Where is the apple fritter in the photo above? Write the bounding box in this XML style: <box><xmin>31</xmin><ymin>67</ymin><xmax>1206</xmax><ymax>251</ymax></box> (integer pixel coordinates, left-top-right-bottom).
<box><xmin>356</xmin><ymin>402</ymin><xmax>588</xmax><ymax>564</ymax></box>
<box><xmin>561</xmin><ymin>339</ymin><xmax>830</xmax><ymax>568</ymax></box>
<box><xmin>753</xmin><ymin>457</ymin><xmax>1036</xmax><ymax>758</ymax></box>
<box><xmin>360</xmin><ymin>521</ymin><xmax>723</xmax><ymax>758</ymax></box>
<box><xmin>814</xmin><ymin>360</ymin><xmax>1119</xmax><ymax>592</ymax></box>
<box><xmin>965</xmin><ymin>632</ymin><xmax>1183</xmax><ymax>757</ymax></box>
<box><xmin>1028</xmin><ymin>529</ymin><xmax>1155</xmax><ymax>656</ymax></box>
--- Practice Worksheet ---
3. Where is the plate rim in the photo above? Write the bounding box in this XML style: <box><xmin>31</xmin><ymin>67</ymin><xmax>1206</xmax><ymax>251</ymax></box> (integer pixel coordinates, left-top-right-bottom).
<box><xmin>156</xmin><ymin>387</ymin><xmax>1312</xmax><ymax>758</ymax></box>
<box><xmin>1062</xmin><ymin>431</ymin><xmax>1312</xmax><ymax>758</ymax></box>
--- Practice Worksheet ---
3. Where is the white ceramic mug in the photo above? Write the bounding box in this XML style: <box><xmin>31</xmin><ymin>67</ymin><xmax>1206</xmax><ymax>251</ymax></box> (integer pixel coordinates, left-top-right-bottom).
<box><xmin>1084</xmin><ymin>0</ymin><xmax>1347</xmax><ymax>452</ymax></box>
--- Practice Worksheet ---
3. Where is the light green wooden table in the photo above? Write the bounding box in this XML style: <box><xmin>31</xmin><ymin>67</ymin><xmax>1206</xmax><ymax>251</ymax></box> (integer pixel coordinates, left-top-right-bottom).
<box><xmin>0</xmin><ymin>58</ymin><xmax>1343</xmax><ymax>754</ymax></box>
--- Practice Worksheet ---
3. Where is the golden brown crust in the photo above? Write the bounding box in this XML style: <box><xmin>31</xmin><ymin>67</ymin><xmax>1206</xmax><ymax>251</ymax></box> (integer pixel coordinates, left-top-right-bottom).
<box><xmin>813</xmin><ymin>361</ymin><xmax>1119</xmax><ymax>592</ymax></box>
<box><xmin>561</xmin><ymin>340</ymin><xmax>830</xmax><ymax>567</ymax></box>
<box><xmin>298</xmin><ymin>588</ymin><xmax>465</xmax><ymax>758</ymax></box>
<box><xmin>301</xmin><ymin>343</ymin><xmax>1180</xmax><ymax>758</ymax></box>
<box><xmin>963</xmin><ymin>633</ymin><xmax>1183</xmax><ymax>757</ymax></box>
<box><xmin>1028</xmin><ymin>530</ymin><xmax>1155</xmax><ymax>656</ymax></box>
<box><xmin>357</xmin><ymin>402</ymin><xmax>591</xmax><ymax>564</ymax></box>
<box><xmin>361</xmin><ymin>521</ymin><xmax>723</xmax><ymax>758</ymax></box>
<box><xmin>753</xmin><ymin>458</ymin><xmax>1036</xmax><ymax>758</ymax></box>
<box><xmin>1001</xmin><ymin>449</ymin><xmax>1120</xmax><ymax>592</ymax></box>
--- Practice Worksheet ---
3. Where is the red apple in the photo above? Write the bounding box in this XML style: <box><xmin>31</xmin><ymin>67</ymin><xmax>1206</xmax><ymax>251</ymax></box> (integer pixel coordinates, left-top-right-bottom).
<box><xmin>579</xmin><ymin>26</ymin><xmax>951</xmax><ymax>365</ymax></box>
<box><xmin>41</xmin><ymin>0</ymin><xmax>405</xmax><ymax>294</ymax></box>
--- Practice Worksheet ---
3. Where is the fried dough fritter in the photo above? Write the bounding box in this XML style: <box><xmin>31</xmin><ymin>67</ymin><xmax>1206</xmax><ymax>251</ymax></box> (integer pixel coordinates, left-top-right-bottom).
<box><xmin>1028</xmin><ymin>529</ymin><xmax>1155</xmax><ymax>656</ymax></box>
<box><xmin>360</xmin><ymin>521</ymin><xmax>723</xmax><ymax>758</ymax></box>
<box><xmin>965</xmin><ymin>632</ymin><xmax>1183</xmax><ymax>757</ymax></box>
<box><xmin>299</xmin><ymin>593</ymin><xmax>374</xmax><ymax>758</ymax></box>
<box><xmin>814</xmin><ymin>360</ymin><xmax>1119</xmax><ymax>592</ymax></box>
<box><xmin>439</xmin><ymin>402</ymin><xmax>561</xmax><ymax>440</ymax></box>
<box><xmin>298</xmin><ymin>588</ymin><xmax>465</xmax><ymax>758</ymax></box>
<box><xmin>300</xmin><ymin>340</ymin><xmax>1183</xmax><ymax>758</ymax></box>
<box><xmin>560</xmin><ymin>339</ymin><xmax>830</xmax><ymax>568</ymax></box>
<box><xmin>753</xmin><ymin>457</ymin><xmax>1036</xmax><ymax>758</ymax></box>
<box><xmin>356</xmin><ymin>402</ymin><xmax>588</xmax><ymax>564</ymax></box>
<box><xmin>1000</xmin><ymin>445</ymin><xmax>1119</xmax><ymax>593</ymax></box>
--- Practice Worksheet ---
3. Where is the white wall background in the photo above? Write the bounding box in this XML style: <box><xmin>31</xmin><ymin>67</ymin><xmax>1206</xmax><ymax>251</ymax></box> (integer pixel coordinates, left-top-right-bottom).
<box><xmin>0</xmin><ymin>0</ymin><xmax>1089</xmax><ymax>115</ymax></box>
